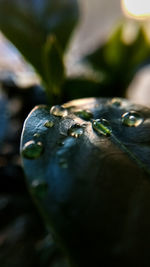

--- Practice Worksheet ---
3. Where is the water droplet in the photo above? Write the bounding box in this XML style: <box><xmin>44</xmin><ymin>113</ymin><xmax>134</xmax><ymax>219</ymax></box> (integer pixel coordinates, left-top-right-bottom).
<box><xmin>68</xmin><ymin>124</ymin><xmax>84</xmax><ymax>138</ymax></box>
<box><xmin>31</xmin><ymin>180</ymin><xmax>48</xmax><ymax>198</ymax></box>
<box><xmin>22</xmin><ymin>140</ymin><xmax>44</xmax><ymax>159</ymax></box>
<box><xmin>111</xmin><ymin>98</ymin><xmax>121</xmax><ymax>107</ymax></box>
<box><xmin>33</xmin><ymin>133</ymin><xmax>40</xmax><ymax>138</ymax></box>
<box><xmin>44</xmin><ymin>120</ymin><xmax>54</xmax><ymax>128</ymax></box>
<box><xmin>92</xmin><ymin>119</ymin><xmax>112</xmax><ymax>136</ymax></box>
<box><xmin>59</xmin><ymin>158</ymin><xmax>68</xmax><ymax>168</ymax></box>
<box><xmin>122</xmin><ymin>111</ymin><xmax>144</xmax><ymax>127</ymax></box>
<box><xmin>57</xmin><ymin>141</ymin><xmax>64</xmax><ymax>146</ymax></box>
<box><xmin>50</xmin><ymin>105</ymin><xmax>68</xmax><ymax>117</ymax></box>
<box><xmin>75</xmin><ymin>110</ymin><xmax>93</xmax><ymax>121</ymax></box>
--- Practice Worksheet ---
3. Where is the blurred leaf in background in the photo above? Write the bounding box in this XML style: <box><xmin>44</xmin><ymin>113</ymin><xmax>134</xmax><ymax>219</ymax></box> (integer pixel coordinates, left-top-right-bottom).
<box><xmin>42</xmin><ymin>35</ymin><xmax>65</xmax><ymax>102</ymax></box>
<box><xmin>84</xmin><ymin>22</ymin><xmax>150</xmax><ymax>98</ymax></box>
<box><xmin>0</xmin><ymin>0</ymin><xmax>79</xmax><ymax>100</ymax></box>
<box><xmin>1</xmin><ymin>1</ymin><xmax>150</xmax><ymax>102</ymax></box>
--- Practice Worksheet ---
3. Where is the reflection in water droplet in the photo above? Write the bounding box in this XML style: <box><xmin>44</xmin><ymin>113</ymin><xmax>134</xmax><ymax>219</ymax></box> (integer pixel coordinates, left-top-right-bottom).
<box><xmin>59</xmin><ymin>158</ymin><xmax>68</xmax><ymax>168</ymax></box>
<box><xmin>75</xmin><ymin>110</ymin><xmax>93</xmax><ymax>121</ymax></box>
<box><xmin>50</xmin><ymin>105</ymin><xmax>68</xmax><ymax>117</ymax></box>
<box><xmin>92</xmin><ymin>119</ymin><xmax>112</xmax><ymax>136</ymax></box>
<box><xmin>68</xmin><ymin>124</ymin><xmax>84</xmax><ymax>138</ymax></box>
<box><xmin>122</xmin><ymin>111</ymin><xmax>144</xmax><ymax>127</ymax></box>
<box><xmin>44</xmin><ymin>120</ymin><xmax>54</xmax><ymax>128</ymax></box>
<box><xmin>31</xmin><ymin>180</ymin><xmax>48</xmax><ymax>198</ymax></box>
<box><xmin>111</xmin><ymin>98</ymin><xmax>121</xmax><ymax>107</ymax></box>
<box><xmin>22</xmin><ymin>140</ymin><xmax>44</xmax><ymax>159</ymax></box>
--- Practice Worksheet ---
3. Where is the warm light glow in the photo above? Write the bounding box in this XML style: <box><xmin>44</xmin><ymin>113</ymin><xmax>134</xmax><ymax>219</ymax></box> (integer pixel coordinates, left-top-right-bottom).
<box><xmin>122</xmin><ymin>0</ymin><xmax>150</xmax><ymax>19</ymax></box>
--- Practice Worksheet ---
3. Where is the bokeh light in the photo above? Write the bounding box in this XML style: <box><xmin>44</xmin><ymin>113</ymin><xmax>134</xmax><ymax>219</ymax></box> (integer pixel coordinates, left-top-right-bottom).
<box><xmin>122</xmin><ymin>0</ymin><xmax>150</xmax><ymax>19</ymax></box>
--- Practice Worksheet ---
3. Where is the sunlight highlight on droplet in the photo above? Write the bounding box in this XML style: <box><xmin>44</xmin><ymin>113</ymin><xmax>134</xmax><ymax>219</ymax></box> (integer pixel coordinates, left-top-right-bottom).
<box><xmin>122</xmin><ymin>0</ymin><xmax>150</xmax><ymax>20</ymax></box>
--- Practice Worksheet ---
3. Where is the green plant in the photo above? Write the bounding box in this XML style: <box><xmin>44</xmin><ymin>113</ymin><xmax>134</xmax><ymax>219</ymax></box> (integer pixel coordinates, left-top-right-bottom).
<box><xmin>1</xmin><ymin>0</ymin><xmax>150</xmax><ymax>266</ymax></box>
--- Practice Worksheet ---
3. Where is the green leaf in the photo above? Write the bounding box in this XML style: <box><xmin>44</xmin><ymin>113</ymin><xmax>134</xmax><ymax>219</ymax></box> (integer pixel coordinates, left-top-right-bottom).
<box><xmin>0</xmin><ymin>0</ymin><xmax>79</xmax><ymax>79</ymax></box>
<box><xmin>62</xmin><ymin>77</ymin><xmax>101</xmax><ymax>100</ymax></box>
<box><xmin>42</xmin><ymin>35</ymin><xmax>65</xmax><ymax>102</ymax></box>
<box><xmin>20</xmin><ymin>98</ymin><xmax>150</xmax><ymax>266</ymax></box>
<box><xmin>85</xmin><ymin>22</ymin><xmax>150</xmax><ymax>97</ymax></box>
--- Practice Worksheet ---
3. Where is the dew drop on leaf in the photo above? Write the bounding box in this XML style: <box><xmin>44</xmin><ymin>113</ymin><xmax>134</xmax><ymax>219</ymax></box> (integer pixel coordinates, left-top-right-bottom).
<box><xmin>68</xmin><ymin>124</ymin><xmax>84</xmax><ymax>138</ymax></box>
<box><xmin>59</xmin><ymin>158</ymin><xmax>68</xmax><ymax>169</ymax></box>
<box><xmin>50</xmin><ymin>105</ymin><xmax>68</xmax><ymax>117</ymax></box>
<box><xmin>33</xmin><ymin>133</ymin><xmax>40</xmax><ymax>138</ymax></box>
<box><xmin>122</xmin><ymin>111</ymin><xmax>144</xmax><ymax>127</ymax></box>
<box><xmin>92</xmin><ymin>119</ymin><xmax>112</xmax><ymax>136</ymax></box>
<box><xmin>111</xmin><ymin>98</ymin><xmax>121</xmax><ymax>107</ymax></box>
<box><xmin>57</xmin><ymin>141</ymin><xmax>65</xmax><ymax>146</ymax></box>
<box><xmin>22</xmin><ymin>140</ymin><xmax>44</xmax><ymax>159</ymax></box>
<box><xmin>75</xmin><ymin>109</ymin><xmax>93</xmax><ymax>121</ymax></box>
<box><xmin>31</xmin><ymin>180</ymin><xmax>48</xmax><ymax>198</ymax></box>
<box><xmin>44</xmin><ymin>120</ymin><xmax>54</xmax><ymax>128</ymax></box>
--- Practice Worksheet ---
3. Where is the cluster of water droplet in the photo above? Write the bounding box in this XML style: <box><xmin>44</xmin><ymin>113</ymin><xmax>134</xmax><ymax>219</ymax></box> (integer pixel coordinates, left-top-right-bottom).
<box><xmin>21</xmin><ymin>100</ymin><xmax>147</xmax><ymax>202</ymax></box>
<box><xmin>22</xmin><ymin>103</ymin><xmax>144</xmax><ymax>163</ymax></box>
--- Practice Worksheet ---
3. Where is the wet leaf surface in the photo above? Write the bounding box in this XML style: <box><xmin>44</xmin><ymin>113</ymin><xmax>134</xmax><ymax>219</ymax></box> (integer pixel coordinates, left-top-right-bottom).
<box><xmin>21</xmin><ymin>97</ymin><xmax>150</xmax><ymax>266</ymax></box>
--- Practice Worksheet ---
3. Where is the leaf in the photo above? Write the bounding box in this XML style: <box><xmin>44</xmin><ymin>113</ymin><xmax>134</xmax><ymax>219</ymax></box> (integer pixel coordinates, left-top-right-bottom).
<box><xmin>62</xmin><ymin>77</ymin><xmax>101</xmax><ymax>101</ymax></box>
<box><xmin>0</xmin><ymin>0</ymin><xmax>79</xmax><ymax>78</ymax></box>
<box><xmin>85</xmin><ymin>22</ymin><xmax>150</xmax><ymax>97</ymax></box>
<box><xmin>42</xmin><ymin>35</ymin><xmax>65</xmax><ymax>101</ymax></box>
<box><xmin>21</xmin><ymin>98</ymin><xmax>150</xmax><ymax>266</ymax></box>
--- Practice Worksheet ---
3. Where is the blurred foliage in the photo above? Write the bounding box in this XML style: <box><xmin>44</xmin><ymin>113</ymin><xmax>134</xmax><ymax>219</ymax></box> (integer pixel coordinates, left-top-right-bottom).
<box><xmin>0</xmin><ymin>0</ymin><xmax>150</xmax><ymax>102</ymax></box>
<box><xmin>0</xmin><ymin>0</ymin><xmax>79</xmax><ymax>101</ymax></box>
<box><xmin>62</xmin><ymin>77</ymin><xmax>101</xmax><ymax>101</ymax></box>
<box><xmin>62</xmin><ymin>22</ymin><xmax>150</xmax><ymax>100</ymax></box>
<box><xmin>84</xmin><ymin>22</ymin><xmax>150</xmax><ymax>97</ymax></box>
<box><xmin>42</xmin><ymin>35</ymin><xmax>65</xmax><ymax>102</ymax></box>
